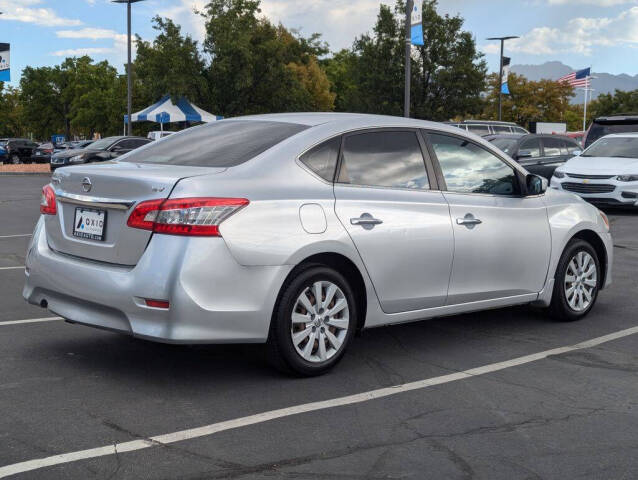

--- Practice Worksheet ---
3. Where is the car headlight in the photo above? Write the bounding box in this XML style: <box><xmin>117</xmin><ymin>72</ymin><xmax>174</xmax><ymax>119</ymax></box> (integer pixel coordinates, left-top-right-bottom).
<box><xmin>553</xmin><ymin>170</ymin><xmax>565</xmax><ymax>178</ymax></box>
<box><xmin>68</xmin><ymin>154</ymin><xmax>85</xmax><ymax>164</ymax></box>
<box><xmin>616</xmin><ymin>174</ymin><xmax>638</xmax><ymax>182</ymax></box>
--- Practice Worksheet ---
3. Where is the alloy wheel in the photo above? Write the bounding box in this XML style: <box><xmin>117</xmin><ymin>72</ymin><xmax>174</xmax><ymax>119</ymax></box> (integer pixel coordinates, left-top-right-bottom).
<box><xmin>290</xmin><ymin>280</ymin><xmax>350</xmax><ymax>363</ymax></box>
<box><xmin>564</xmin><ymin>251</ymin><xmax>597</xmax><ymax>312</ymax></box>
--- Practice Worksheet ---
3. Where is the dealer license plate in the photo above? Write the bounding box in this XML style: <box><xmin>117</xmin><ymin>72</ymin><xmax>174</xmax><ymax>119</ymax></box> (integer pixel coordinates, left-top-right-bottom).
<box><xmin>73</xmin><ymin>207</ymin><xmax>106</xmax><ymax>241</ymax></box>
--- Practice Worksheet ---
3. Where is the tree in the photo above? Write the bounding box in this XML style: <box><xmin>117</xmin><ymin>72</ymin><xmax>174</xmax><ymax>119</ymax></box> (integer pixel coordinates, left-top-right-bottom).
<box><xmin>324</xmin><ymin>0</ymin><xmax>487</xmax><ymax>120</ymax></box>
<box><xmin>0</xmin><ymin>83</ymin><xmax>25</xmax><ymax>137</ymax></box>
<box><xmin>481</xmin><ymin>72</ymin><xmax>574</xmax><ymax>128</ymax></box>
<box><xmin>134</xmin><ymin>16</ymin><xmax>209</xmax><ymax>108</ymax></box>
<box><xmin>18</xmin><ymin>56</ymin><xmax>125</xmax><ymax>140</ymax></box>
<box><xmin>411</xmin><ymin>0</ymin><xmax>487</xmax><ymax>120</ymax></box>
<box><xmin>589</xmin><ymin>89</ymin><xmax>638</xmax><ymax>117</ymax></box>
<box><xmin>200</xmin><ymin>0</ymin><xmax>335</xmax><ymax>116</ymax></box>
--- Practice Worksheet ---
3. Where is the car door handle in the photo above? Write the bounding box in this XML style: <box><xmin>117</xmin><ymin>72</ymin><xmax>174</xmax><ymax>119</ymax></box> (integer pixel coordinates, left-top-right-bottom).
<box><xmin>456</xmin><ymin>215</ymin><xmax>482</xmax><ymax>226</ymax></box>
<box><xmin>350</xmin><ymin>214</ymin><xmax>383</xmax><ymax>226</ymax></box>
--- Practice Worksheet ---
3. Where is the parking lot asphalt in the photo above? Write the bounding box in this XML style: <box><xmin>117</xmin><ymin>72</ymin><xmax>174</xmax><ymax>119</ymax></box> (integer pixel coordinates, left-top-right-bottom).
<box><xmin>1</xmin><ymin>174</ymin><xmax>638</xmax><ymax>479</ymax></box>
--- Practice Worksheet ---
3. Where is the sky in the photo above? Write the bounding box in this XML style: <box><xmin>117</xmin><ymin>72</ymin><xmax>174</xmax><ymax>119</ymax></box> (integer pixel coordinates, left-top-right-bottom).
<box><xmin>1</xmin><ymin>0</ymin><xmax>638</xmax><ymax>88</ymax></box>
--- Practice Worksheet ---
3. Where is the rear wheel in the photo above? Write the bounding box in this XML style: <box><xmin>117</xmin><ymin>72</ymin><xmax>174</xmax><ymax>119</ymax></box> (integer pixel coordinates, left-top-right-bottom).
<box><xmin>267</xmin><ymin>264</ymin><xmax>356</xmax><ymax>376</ymax></box>
<box><xmin>548</xmin><ymin>239</ymin><xmax>600</xmax><ymax>321</ymax></box>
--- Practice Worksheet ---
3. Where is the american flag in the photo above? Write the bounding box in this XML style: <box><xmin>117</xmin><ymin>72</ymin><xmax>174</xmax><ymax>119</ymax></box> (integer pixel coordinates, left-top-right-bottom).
<box><xmin>558</xmin><ymin>67</ymin><xmax>591</xmax><ymax>88</ymax></box>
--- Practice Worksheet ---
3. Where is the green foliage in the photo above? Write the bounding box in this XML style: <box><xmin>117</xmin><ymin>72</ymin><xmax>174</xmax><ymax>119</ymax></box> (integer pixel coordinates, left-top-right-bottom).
<box><xmin>481</xmin><ymin>72</ymin><xmax>574</xmax><ymax>128</ymax></box>
<box><xmin>0</xmin><ymin>83</ymin><xmax>24</xmax><ymax>137</ymax></box>
<box><xmin>134</xmin><ymin>16</ymin><xmax>209</xmax><ymax>108</ymax></box>
<box><xmin>589</xmin><ymin>89</ymin><xmax>638</xmax><ymax>117</ymax></box>
<box><xmin>200</xmin><ymin>0</ymin><xmax>335</xmax><ymax>115</ymax></box>
<box><xmin>323</xmin><ymin>0</ymin><xmax>487</xmax><ymax>120</ymax></box>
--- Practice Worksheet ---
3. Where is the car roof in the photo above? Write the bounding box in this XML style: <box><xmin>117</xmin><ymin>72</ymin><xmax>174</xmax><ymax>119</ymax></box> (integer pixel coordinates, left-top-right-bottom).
<box><xmin>220</xmin><ymin>112</ymin><xmax>468</xmax><ymax>133</ymax></box>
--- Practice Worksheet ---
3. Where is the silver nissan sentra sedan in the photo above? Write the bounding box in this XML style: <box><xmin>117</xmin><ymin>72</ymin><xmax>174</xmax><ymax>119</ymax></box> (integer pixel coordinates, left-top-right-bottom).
<box><xmin>24</xmin><ymin>113</ymin><xmax>613</xmax><ymax>376</ymax></box>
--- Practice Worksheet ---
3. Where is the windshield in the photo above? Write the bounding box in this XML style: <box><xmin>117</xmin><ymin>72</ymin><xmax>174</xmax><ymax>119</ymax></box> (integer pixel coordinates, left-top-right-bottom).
<box><xmin>581</xmin><ymin>136</ymin><xmax>638</xmax><ymax>158</ymax></box>
<box><xmin>586</xmin><ymin>122</ymin><xmax>638</xmax><ymax>147</ymax></box>
<box><xmin>489</xmin><ymin>138</ymin><xmax>518</xmax><ymax>155</ymax></box>
<box><xmin>87</xmin><ymin>138</ymin><xmax>117</xmax><ymax>150</ymax></box>
<box><xmin>121</xmin><ymin>120</ymin><xmax>309</xmax><ymax>167</ymax></box>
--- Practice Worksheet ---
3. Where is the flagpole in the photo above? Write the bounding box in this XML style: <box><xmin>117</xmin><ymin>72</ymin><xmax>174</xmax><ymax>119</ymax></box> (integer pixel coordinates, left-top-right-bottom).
<box><xmin>583</xmin><ymin>80</ymin><xmax>588</xmax><ymax>132</ymax></box>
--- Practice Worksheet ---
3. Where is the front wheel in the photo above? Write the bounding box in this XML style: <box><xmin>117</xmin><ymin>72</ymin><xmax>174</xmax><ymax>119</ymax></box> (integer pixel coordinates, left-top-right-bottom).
<box><xmin>548</xmin><ymin>239</ymin><xmax>600</xmax><ymax>321</ymax></box>
<box><xmin>11</xmin><ymin>154</ymin><xmax>20</xmax><ymax>164</ymax></box>
<box><xmin>267</xmin><ymin>264</ymin><xmax>357</xmax><ymax>376</ymax></box>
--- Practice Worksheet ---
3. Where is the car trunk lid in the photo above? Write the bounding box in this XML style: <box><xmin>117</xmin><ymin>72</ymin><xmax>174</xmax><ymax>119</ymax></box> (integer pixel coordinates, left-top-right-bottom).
<box><xmin>46</xmin><ymin>162</ymin><xmax>225</xmax><ymax>265</ymax></box>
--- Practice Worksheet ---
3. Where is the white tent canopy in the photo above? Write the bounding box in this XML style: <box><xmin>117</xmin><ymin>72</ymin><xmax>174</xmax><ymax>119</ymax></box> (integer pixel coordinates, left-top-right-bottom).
<box><xmin>124</xmin><ymin>95</ymin><xmax>222</xmax><ymax>126</ymax></box>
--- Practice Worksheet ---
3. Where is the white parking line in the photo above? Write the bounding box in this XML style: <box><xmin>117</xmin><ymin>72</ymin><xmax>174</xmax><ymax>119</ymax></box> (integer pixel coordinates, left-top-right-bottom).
<box><xmin>2</xmin><ymin>324</ymin><xmax>638</xmax><ymax>478</ymax></box>
<box><xmin>0</xmin><ymin>317</ymin><xmax>62</xmax><ymax>326</ymax></box>
<box><xmin>0</xmin><ymin>266</ymin><xmax>24</xmax><ymax>271</ymax></box>
<box><xmin>0</xmin><ymin>234</ymin><xmax>31</xmax><ymax>239</ymax></box>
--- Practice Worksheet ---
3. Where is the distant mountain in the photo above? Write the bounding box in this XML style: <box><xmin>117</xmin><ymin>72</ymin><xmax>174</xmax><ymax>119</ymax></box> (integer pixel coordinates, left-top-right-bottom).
<box><xmin>510</xmin><ymin>61</ymin><xmax>638</xmax><ymax>102</ymax></box>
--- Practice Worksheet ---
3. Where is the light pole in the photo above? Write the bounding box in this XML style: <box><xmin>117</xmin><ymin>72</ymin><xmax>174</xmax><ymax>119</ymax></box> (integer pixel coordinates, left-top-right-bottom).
<box><xmin>112</xmin><ymin>0</ymin><xmax>145</xmax><ymax>136</ymax></box>
<box><xmin>404</xmin><ymin>0</ymin><xmax>413</xmax><ymax>118</ymax></box>
<box><xmin>486</xmin><ymin>36</ymin><xmax>518</xmax><ymax>121</ymax></box>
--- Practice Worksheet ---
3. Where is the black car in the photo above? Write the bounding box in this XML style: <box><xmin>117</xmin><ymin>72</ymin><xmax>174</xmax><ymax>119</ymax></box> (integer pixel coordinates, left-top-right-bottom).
<box><xmin>584</xmin><ymin>114</ymin><xmax>638</xmax><ymax>149</ymax></box>
<box><xmin>31</xmin><ymin>142</ymin><xmax>57</xmax><ymax>164</ymax></box>
<box><xmin>0</xmin><ymin>138</ymin><xmax>39</xmax><ymax>164</ymax></box>
<box><xmin>50</xmin><ymin>136</ymin><xmax>151</xmax><ymax>170</ymax></box>
<box><xmin>486</xmin><ymin>133</ymin><xmax>582</xmax><ymax>180</ymax></box>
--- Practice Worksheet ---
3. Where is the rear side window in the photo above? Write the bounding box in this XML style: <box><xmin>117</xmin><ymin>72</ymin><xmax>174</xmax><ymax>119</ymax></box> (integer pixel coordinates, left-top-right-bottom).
<box><xmin>513</xmin><ymin>127</ymin><xmax>528</xmax><ymax>134</ymax></box>
<box><xmin>467</xmin><ymin>125</ymin><xmax>490</xmax><ymax>135</ymax></box>
<box><xmin>338</xmin><ymin>131</ymin><xmax>429</xmax><ymax>190</ymax></box>
<box><xmin>493</xmin><ymin>126</ymin><xmax>512</xmax><ymax>134</ymax></box>
<box><xmin>299</xmin><ymin>137</ymin><xmax>340</xmax><ymax>181</ymax></box>
<box><xmin>122</xmin><ymin>121</ymin><xmax>308</xmax><ymax>167</ymax></box>
<box><xmin>543</xmin><ymin>137</ymin><xmax>563</xmax><ymax>156</ymax></box>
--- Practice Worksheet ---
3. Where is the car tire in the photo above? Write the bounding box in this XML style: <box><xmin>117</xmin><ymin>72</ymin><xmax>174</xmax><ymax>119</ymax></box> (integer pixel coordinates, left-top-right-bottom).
<box><xmin>548</xmin><ymin>238</ymin><xmax>600</xmax><ymax>322</ymax></box>
<box><xmin>267</xmin><ymin>264</ymin><xmax>357</xmax><ymax>376</ymax></box>
<box><xmin>11</xmin><ymin>154</ymin><xmax>20</xmax><ymax>164</ymax></box>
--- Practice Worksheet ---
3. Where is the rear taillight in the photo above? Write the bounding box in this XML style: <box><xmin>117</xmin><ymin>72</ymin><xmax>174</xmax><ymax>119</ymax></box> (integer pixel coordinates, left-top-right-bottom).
<box><xmin>127</xmin><ymin>197</ymin><xmax>249</xmax><ymax>237</ymax></box>
<box><xmin>40</xmin><ymin>185</ymin><xmax>57</xmax><ymax>215</ymax></box>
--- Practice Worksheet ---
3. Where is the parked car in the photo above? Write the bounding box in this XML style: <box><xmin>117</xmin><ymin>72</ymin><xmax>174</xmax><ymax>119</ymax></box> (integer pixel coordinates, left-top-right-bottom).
<box><xmin>0</xmin><ymin>143</ymin><xmax>7</xmax><ymax>163</ymax></box>
<box><xmin>0</xmin><ymin>138</ymin><xmax>38</xmax><ymax>164</ymax></box>
<box><xmin>584</xmin><ymin>114</ymin><xmax>638</xmax><ymax>149</ymax></box>
<box><xmin>31</xmin><ymin>142</ymin><xmax>56</xmax><ymax>164</ymax></box>
<box><xmin>50</xmin><ymin>136</ymin><xmax>151</xmax><ymax>170</ymax></box>
<box><xmin>446</xmin><ymin>120</ymin><xmax>529</xmax><ymax>136</ymax></box>
<box><xmin>147</xmin><ymin>131</ymin><xmax>175</xmax><ymax>141</ymax></box>
<box><xmin>551</xmin><ymin>132</ymin><xmax>638</xmax><ymax>207</ymax></box>
<box><xmin>25</xmin><ymin>114</ymin><xmax>612</xmax><ymax>376</ymax></box>
<box><xmin>486</xmin><ymin>133</ymin><xmax>582</xmax><ymax>180</ymax></box>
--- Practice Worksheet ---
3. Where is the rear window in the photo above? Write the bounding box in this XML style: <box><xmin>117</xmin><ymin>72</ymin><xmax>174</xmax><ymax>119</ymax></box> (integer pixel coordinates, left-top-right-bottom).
<box><xmin>122</xmin><ymin>120</ymin><xmax>308</xmax><ymax>167</ymax></box>
<box><xmin>586</xmin><ymin>121</ymin><xmax>638</xmax><ymax>147</ymax></box>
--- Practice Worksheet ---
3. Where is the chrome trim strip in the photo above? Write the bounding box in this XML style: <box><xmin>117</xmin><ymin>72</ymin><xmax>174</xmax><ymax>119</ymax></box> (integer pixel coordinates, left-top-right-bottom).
<box><xmin>56</xmin><ymin>191</ymin><xmax>134</xmax><ymax>210</ymax></box>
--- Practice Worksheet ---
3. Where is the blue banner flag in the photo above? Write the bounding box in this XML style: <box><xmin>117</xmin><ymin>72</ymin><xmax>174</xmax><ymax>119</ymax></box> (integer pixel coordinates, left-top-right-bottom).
<box><xmin>410</xmin><ymin>3</ymin><xmax>424</xmax><ymax>46</ymax></box>
<box><xmin>0</xmin><ymin>43</ymin><xmax>10</xmax><ymax>82</ymax></box>
<box><xmin>501</xmin><ymin>56</ymin><xmax>511</xmax><ymax>95</ymax></box>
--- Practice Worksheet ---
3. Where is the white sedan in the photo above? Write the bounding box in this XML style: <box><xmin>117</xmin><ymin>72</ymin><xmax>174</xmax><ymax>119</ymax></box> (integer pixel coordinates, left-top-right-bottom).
<box><xmin>551</xmin><ymin>133</ymin><xmax>638</xmax><ymax>207</ymax></box>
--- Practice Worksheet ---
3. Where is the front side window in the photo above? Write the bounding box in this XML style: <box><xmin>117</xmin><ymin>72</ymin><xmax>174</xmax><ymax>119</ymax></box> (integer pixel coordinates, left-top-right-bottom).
<box><xmin>428</xmin><ymin>133</ymin><xmax>520</xmax><ymax>196</ymax></box>
<box><xmin>300</xmin><ymin>137</ymin><xmax>340</xmax><ymax>181</ymax></box>
<box><xmin>338</xmin><ymin>131</ymin><xmax>429</xmax><ymax>190</ymax></box>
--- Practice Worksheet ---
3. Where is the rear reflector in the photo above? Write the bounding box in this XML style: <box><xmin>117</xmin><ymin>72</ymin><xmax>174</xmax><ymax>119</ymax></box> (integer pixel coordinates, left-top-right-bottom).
<box><xmin>127</xmin><ymin>197</ymin><xmax>249</xmax><ymax>237</ymax></box>
<box><xmin>40</xmin><ymin>185</ymin><xmax>57</xmax><ymax>215</ymax></box>
<box><xmin>145</xmin><ymin>299</ymin><xmax>170</xmax><ymax>309</ymax></box>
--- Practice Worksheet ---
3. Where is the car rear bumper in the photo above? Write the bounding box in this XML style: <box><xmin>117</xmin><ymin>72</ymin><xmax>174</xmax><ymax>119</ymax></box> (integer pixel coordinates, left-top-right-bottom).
<box><xmin>550</xmin><ymin>177</ymin><xmax>638</xmax><ymax>207</ymax></box>
<box><xmin>23</xmin><ymin>218</ymin><xmax>293</xmax><ymax>343</ymax></box>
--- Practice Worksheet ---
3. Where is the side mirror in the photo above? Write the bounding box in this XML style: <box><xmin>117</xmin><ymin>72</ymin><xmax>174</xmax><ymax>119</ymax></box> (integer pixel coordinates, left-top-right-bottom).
<box><xmin>526</xmin><ymin>174</ymin><xmax>547</xmax><ymax>196</ymax></box>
